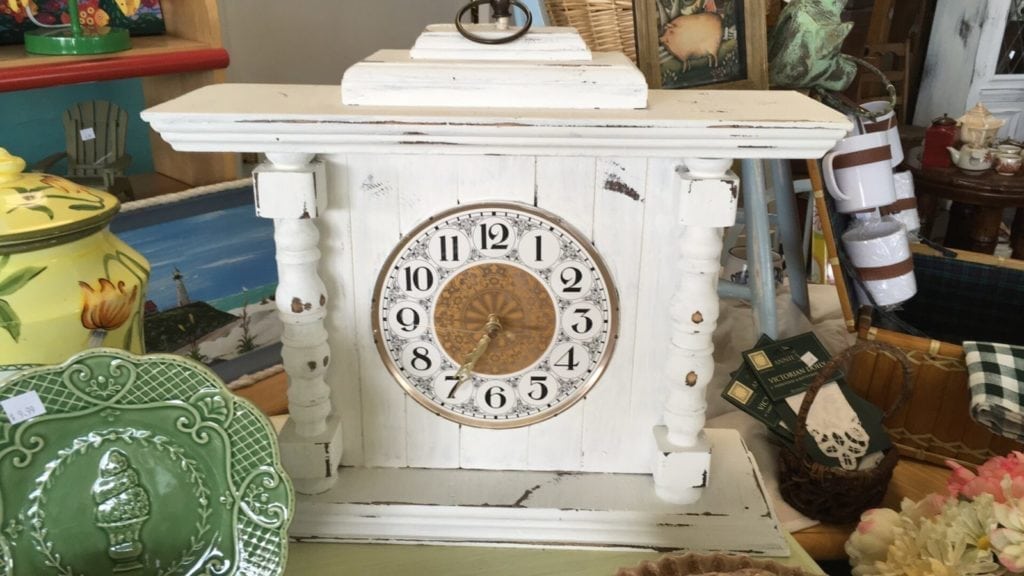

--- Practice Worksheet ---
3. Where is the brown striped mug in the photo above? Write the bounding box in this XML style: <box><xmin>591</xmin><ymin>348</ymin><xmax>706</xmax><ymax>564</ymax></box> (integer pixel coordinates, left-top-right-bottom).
<box><xmin>860</xmin><ymin>100</ymin><xmax>903</xmax><ymax>166</ymax></box>
<box><xmin>842</xmin><ymin>217</ymin><xmax>917</xmax><ymax>307</ymax></box>
<box><xmin>823</xmin><ymin>132</ymin><xmax>897</xmax><ymax>214</ymax></box>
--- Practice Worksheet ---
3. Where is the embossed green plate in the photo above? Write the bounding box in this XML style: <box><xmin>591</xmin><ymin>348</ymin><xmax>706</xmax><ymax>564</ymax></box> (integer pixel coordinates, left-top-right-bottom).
<box><xmin>0</xmin><ymin>349</ymin><xmax>293</xmax><ymax>576</ymax></box>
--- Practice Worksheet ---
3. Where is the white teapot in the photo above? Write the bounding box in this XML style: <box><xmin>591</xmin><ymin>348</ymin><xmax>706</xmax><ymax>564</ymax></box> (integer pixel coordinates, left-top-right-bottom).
<box><xmin>947</xmin><ymin>144</ymin><xmax>993</xmax><ymax>173</ymax></box>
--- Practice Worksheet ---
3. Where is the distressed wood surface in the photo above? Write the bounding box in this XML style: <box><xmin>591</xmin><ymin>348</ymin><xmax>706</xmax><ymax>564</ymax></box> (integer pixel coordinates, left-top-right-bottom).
<box><xmin>526</xmin><ymin>156</ymin><xmax>596</xmax><ymax>471</ymax></box>
<box><xmin>317</xmin><ymin>157</ymin><xmax>365</xmax><ymax>467</ymax></box>
<box><xmin>343</xmin><ymin>50</ymin><xmax>645</xmax><ymax>110</ymax></box>
<box><xmin>343</xmin><ymin>155</ymin><xmax>407</xmax><ymax>468</ymax></box>
<box><xmin>399</xmin><ymin>156</ymin><xmax>462</xmax><ymax>469</ymax></box>
<box><xmin>456</xmin><ymin>156</ymin><xmax>536</xmax><ymax>470</ymax></box>
<box><xmin>913</xmin><ymin>0</ymin><xmax>991</xmax><ymax>126</ymax></box>
<box><xmin>290</xmin><ymin>428</ymin><xmax>787</xmax><ymax>554</ymax></box>
<box><xmin>581</xmin><ymin>158</ymin><xmax>649</xmax><ymax>473</ymax></box>
<box><xmin>409</xmin><ymin>24</ymin><xmax>592</xmax><ymax>61</ymax></box>
<box><xmin>142</xmin><ymin>84</ymin><xmax>849</xmax><ymax>159</ymax></box>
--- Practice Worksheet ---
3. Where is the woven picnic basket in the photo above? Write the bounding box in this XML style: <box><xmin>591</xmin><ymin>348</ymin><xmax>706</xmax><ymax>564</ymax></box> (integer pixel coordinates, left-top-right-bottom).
<box><xmin>543</xmin><ymin>0</ymin><xmax>637</xmax><ymax>62</ymax></box>
<box><xmin>778</xmin><ymin>341</ymin><xmax>913</xmax><ymax>524</ymax></box>
<box><xmin>810</xmin><ymin>161</ymin><xmax>1024</xmax><ymax>466</ymax></box>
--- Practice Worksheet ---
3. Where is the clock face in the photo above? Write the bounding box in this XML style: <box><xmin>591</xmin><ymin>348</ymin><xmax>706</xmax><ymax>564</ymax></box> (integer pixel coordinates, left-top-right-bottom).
<box><xmin>372</xmin><ymin>202</ymin><xmax>618</xmax><ymax>428</ymax></box>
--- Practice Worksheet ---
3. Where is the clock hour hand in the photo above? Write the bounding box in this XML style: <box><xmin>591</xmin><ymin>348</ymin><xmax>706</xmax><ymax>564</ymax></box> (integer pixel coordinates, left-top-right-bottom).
<box><xmin>452</xmin><ymin>313</ymin><xmax>503</xmax><ymax>390</ymax></box>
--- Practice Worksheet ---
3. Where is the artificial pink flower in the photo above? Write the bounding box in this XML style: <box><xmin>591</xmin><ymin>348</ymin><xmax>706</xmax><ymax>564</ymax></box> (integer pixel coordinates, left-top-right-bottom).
<box><xmin>948</xmin><ymin>452</ymin><xmax>1024</xmax><ymax>503</ymax></box>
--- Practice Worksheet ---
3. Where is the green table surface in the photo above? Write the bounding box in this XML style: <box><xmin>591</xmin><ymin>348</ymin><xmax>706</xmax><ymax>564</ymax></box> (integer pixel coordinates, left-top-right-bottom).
<box><xmin>285</xmin><ymin>534</ymin><xmax>824</xmax><ymax>575</ymax></box>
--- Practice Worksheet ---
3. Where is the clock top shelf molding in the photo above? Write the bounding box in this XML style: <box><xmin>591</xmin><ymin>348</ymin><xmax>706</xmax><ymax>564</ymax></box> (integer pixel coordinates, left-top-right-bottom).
<box><xmin>143</xmin><ymin>22</ymin><xmax>850</xmax><ymax>553</ymax></box>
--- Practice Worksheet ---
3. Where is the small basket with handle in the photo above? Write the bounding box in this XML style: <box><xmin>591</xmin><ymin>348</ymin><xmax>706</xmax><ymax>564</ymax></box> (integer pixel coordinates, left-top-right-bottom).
<box><xmin>778</xmin><ymin>341</ymin><xmax>914</xmax><ymax>524</ymax></box>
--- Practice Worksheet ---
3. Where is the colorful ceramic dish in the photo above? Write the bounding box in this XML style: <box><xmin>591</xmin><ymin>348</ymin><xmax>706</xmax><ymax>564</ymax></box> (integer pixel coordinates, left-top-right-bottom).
<box><xmin>0</xmin><ymin>349</ymin><xmax>292</xmax><ymax>576</ymax></box>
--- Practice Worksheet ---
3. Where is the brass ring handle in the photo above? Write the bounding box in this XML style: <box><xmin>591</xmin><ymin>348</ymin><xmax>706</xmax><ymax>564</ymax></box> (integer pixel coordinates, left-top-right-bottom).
<box><xmin>455</xmin><ymin>0</ymin><xmax>533</xmax><ymax>45</ymax></box>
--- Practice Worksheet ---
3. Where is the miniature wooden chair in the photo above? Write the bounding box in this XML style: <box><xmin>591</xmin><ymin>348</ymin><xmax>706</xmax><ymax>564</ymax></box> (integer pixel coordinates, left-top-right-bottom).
<box><xmin>35</xmin><ymin>100</ymin><xmax>134</xmax><ymax>200</ymax></box>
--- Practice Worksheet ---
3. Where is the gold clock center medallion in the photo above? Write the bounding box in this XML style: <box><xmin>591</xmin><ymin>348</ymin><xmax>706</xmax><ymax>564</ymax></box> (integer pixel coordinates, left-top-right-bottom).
<box><xmin>434</xmin><ymin>262</ymin><xmax>556</xmax><ymax>375</ymax></box>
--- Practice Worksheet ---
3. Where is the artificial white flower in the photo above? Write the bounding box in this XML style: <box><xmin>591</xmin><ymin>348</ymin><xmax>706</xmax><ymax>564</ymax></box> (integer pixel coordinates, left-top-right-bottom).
<box><xmin>847</xmin><ymin>508</ymin><xmax>901</xmax><ymax>576</ymax></box>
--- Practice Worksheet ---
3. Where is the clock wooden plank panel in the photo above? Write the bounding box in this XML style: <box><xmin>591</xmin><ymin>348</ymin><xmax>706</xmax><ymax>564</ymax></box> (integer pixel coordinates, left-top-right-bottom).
<box><xmin>628</xmin><ymin>158</ymin><xmax>684</xmax><ymax>469</ymax></box>
<box><xmin>321</xmin><ymin>156</ymin><xmax>366</xmax><ymax>466</ymax></box>
<box><xmin>399</xmin><ymin>155</ymin><xmax>463</xmax><ymax>469</ymax></box>
<box><xmin>457</xmin><ymin>156</ymin><xmax>536</xmax><ymax>470</ymax></box>
<box><xmin>525</xmin><ymin>156</ymin><xmax>597</xmax><ymax>471</ymax></box>
<box><xmin>582</xmin><ymin>158</ymin><xmax>649</xmax><ymax>473</ymax></box>
<box><xmin>347</xmin><ymin>155</ymin><xmax>408</xmax><ymax>467</ymax></box>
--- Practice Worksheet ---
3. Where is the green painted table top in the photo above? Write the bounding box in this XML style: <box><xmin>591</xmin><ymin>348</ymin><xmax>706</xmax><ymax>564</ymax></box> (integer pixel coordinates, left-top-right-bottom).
<box><xmin>285</xmin><ymin>534</ymin><xmax>824</xmax><ymax>575</ymax></box>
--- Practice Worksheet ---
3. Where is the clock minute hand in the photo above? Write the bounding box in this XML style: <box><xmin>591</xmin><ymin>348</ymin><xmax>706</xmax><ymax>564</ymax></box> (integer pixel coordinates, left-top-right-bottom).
<box><xmin>453</xmin><ymin>314</ymin><xmax>503</xmax><ymax>390</ymax></box>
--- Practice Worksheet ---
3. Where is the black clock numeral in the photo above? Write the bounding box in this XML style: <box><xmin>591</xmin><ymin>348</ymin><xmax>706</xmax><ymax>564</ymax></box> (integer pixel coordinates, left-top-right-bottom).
<box><xmin>484</xmin><ymin>385</ymin><xmax>508</xmax><ymax>409</ymax></box>
<box><xmin>478</xmin><ymin>222</ymin><xmax>510</xmax><ymax>251</ymax></box>
<box><xmin>570</xmin><ymin>307</ymin><xmax>594</xmax><ymax>335</ymax></box>
<box><xmin>410</xmin><ymin>346</ymin><xmax>433</xmax><ymax>372</ymax></box>
<box><xmin>438</xmin><ymin>234</ymin><xmax>461</xmax><ymax>262</ymax></box>
<box><xmin>527</xmin><ymin>375</ymin><xmax>549</xmax><ymax>401</ymax></box>
<box><xmin>403</xmin><ymin>265</ymin><xmax>435</xmax><ymax>292</ymax></box>
<box><xmin>445</xmin><ymin>375</ymin><xmax>461</xmax><ymax>399</ymax></box>
<box><xmin>554</xmin><ymin>347</ymin><xmax>580</xmax><ymax>372</ymax></box>
<box><xmin>395</xmin><ymin>307</ymin><xmax>420</xmax><ymax>332</ymax></box>
<box><xmin>560</xmin><ymin>266</ymin><xmax>584</xmax><ymax>293</ymax></box>
<box><xmin>533</xmin><ymin>234</ymin><xmax>544</xmax><ymax>262</ymax></box>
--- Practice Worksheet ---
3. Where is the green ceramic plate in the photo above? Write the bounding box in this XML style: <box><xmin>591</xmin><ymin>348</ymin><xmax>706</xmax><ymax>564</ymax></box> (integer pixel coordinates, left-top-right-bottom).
<box><xmin>0</xmin><ymin>349</ymin><xmax>293</xmax><ymax>576</ymax></box>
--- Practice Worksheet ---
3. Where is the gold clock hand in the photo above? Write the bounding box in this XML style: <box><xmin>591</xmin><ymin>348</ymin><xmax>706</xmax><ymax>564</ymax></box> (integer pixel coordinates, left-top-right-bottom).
<box><xmin>452</xmin><ymin>314</ymin><xmax>503</xmax><ymax>390</ymax></box>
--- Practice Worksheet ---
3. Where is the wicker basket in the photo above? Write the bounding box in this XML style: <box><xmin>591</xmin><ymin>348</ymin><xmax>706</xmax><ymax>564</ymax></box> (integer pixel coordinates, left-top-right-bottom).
<box><xmin>544</xmin><ymin>0</ymin><xmax>637</xmax><ymax>62</ymax></box>
<box><xmin>778</xmin><ymin>342</ymin><xmax>913</xmax><ymax>525</ymax></box>
<box><xmin>616</xmin><ymin>552</ymin><xmax>815</xmax><ymax>576</ymax></box>
<box><xmin>810</xmin><ymin>161</ymin><xmax>1024</xmax><ymax>466</ymax></box>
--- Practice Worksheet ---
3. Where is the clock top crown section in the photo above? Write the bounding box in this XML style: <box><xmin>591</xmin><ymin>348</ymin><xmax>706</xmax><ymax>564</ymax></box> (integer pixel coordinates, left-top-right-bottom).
<box><xmin>141</xmin><ymin>24</ymin><xmax>852</xmax><ymax>159</ymax></box>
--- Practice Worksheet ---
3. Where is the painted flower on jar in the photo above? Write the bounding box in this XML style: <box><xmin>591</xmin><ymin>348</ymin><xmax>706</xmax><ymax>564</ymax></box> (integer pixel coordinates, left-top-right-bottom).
<box><xmin>78</xmin><ymin>0</ymin><xmax>110</xmax><ymax>29</ymax></box>
<box><xmin>80</xmin><ymin>278</ymin><xmax>138</xmax><ymax>347</ymax></box>
<box><xmin>1</xmin><ymin>0</ymin><xmax>37</xmax><ymax>24</ymax></box>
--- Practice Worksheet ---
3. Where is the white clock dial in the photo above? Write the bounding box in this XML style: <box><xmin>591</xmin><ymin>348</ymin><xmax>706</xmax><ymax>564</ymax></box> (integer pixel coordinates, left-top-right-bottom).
<box><xmin>372</xmin><ymin>202</ymin><xmax>618</xmax><ymax>428</ymax></box>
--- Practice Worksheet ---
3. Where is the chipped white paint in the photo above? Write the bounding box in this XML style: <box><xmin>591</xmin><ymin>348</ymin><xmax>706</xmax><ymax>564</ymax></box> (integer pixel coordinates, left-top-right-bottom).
<box><xmin>410</xmin><ymin>24</ymin><xmax>591</xmax><ymax>61</ymax></box>
<box><xmin>651</xmin><ymin>161</ymin><xmax>738</xmax><ymax>504</ymax></box>
<box><xmin>342</xmin><ymin>50</ymin><xmax>647</xmax><ymax>110</ymax></box>
<box><xmin>258</xmin><ymin>153</ymin><xmax>342</xmax><ymax>495</ymax></box>
<box><xmin>142</xmin><ymin>30</ymin><xmax>847</xmax><ymax>545</ymax></box>
<box><xmin>290</xmin><ymin>428</ymin><xmax>788</xmax><ymax>555</ymax></box>
<box><xmin>915</xmin><ymin>0</ymin><xmax>1024</xmax><ymax>139</ymax></box>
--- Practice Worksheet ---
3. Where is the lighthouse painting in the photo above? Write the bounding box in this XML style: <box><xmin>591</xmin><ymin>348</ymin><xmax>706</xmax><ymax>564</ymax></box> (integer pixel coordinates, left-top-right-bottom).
<box><xmin>111</xmin><ymin>184</ymin><xmax>282</xmax><ymax>376</ymax></box>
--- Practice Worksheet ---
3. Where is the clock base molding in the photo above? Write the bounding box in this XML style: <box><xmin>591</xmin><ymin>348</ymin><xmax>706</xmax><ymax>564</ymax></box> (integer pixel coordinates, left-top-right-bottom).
<box><xmin>289</xmin><ymin>428</ymin><xmax>788</xmax><ymax>555</ymax></box>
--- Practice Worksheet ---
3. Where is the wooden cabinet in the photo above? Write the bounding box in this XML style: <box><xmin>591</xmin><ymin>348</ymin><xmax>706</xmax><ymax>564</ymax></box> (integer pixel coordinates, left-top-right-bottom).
<box><xmin>0</xmin><ymin>0</ymin><xmax>235</xmax><ymax>186</ymax></box>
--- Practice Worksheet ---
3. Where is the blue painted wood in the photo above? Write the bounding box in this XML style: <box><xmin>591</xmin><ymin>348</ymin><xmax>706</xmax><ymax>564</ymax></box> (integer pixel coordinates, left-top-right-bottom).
<box><xmin>770</xmin><ymin>159</ymin><xmax>811</xmax><ymax>317</ymax></box>
<box><xmin>741</xmin><ymin>158</ymin><xmax>778</xmax><ymax>338</ymax></box>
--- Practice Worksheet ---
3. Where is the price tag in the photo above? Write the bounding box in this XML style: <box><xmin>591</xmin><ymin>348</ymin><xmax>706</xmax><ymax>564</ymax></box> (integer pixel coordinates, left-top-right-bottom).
<box><xmin>1</xmin><ymin>391</ymin><xmax>46</xmax><ymax>425</ymax></box>
<box><xmin>80</xmin><ymin>127</ymin><xmax>96</xmax><ymax>141</ymax></box>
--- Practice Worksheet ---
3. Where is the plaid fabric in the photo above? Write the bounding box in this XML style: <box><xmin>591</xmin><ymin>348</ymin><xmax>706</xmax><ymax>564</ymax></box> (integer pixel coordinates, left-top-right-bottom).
<box><xmin>965</xmin><ymin>341</ymin><xmax>1024</xmax><ymax>441</ymax></box>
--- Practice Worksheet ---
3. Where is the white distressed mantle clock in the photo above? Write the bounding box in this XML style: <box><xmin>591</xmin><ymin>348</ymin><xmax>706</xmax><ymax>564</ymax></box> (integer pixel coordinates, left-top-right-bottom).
<box><xmin>143</xmin><ymin>25</ymin><xmax>848</xmax><ymax>554</ymax></box>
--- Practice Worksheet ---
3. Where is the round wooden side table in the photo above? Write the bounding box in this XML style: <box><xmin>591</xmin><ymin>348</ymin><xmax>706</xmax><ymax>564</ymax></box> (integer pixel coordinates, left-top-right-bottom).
<box><xmin>907</xmin><ymin>148</ymin><xmax>1024</xmax><ymax>258</ymax></box>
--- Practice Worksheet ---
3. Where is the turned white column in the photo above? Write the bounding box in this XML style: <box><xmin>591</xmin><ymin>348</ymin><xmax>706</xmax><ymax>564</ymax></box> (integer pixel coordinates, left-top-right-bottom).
<box><xmin>653</xmin><ymin>157</ymin><xmax>739</xmax><ymax>504</ymax></box>
<box><xmin>253</xmin><ymin>152</ymin><xmax>343</xmax><ymax>495</ymax></box>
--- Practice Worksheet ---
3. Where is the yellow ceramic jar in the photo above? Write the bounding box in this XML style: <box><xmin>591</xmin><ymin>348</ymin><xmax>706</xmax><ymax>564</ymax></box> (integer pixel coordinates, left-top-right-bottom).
<box><xmin>0</xmin><ymin>148</ymin><xmax>149</xmax><ymax>365</ymax></box>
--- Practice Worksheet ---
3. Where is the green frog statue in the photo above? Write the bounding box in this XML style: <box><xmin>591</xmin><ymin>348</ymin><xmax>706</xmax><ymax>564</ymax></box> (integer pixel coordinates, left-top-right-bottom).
<box><xmin>92</xmin><ymin>448</ymin><xmax>151</xmax><ymax>572</ymax></box>
<box><xmin>767</xmin><ymin>0</ymin><xmax>857</xmax><ymax>92</ymax></box>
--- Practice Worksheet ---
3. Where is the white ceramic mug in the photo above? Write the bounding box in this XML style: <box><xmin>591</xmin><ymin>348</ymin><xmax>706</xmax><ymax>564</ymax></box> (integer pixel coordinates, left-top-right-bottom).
<box><xmin>860</xmin><ymin>100</ymin><xmax>904</xmax><ymax>167</ymax></box>
<box><xmin>842</xmin><ymin>217</ymin><xmax>916</xmax><ymax>307</ymax></box>
<box><xmin>722</xmin><ymin>246</ymin><xmax>783</xmax><ymax>286</ymax></box>
<box><xmin>823</xmin><ymin>132</ymin><xmax>896</xmax><ymax>213</ymax></box>
<box><xmin>881</xmin><ymin>171</ymin><xmax>921</xmax><ymax>234</ymax></box>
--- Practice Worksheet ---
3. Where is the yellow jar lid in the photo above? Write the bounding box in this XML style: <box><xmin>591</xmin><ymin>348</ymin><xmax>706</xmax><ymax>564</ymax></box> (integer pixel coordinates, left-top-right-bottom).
<box><xmin>0</xmin><ymin>148</ymin><xmax>120</xmax><ymax>249</ymax></box>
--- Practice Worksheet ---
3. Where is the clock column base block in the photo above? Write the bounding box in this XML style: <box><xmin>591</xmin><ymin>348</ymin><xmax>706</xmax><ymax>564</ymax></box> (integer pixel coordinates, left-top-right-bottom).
<box><xmin>289</xmin><ymin>428</ymin><xmax>785</xmax><ymax>554</ymax></box>
<box><xmin>279</xmin><ymin>415</ymin><xmax>344</xmax><ymax>495</ymax></box>
<box><xmin>652</xmin><ymin>425</ymin><xmax>711</xmax><ymax>504</ymax></box>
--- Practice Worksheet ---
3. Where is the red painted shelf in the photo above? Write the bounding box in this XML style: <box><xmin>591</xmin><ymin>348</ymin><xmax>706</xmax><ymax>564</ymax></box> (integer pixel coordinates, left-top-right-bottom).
<box><xmin>0</xmin><ymin>36</ymin><xmax>229</xmax><ymax>92</ymax></box>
